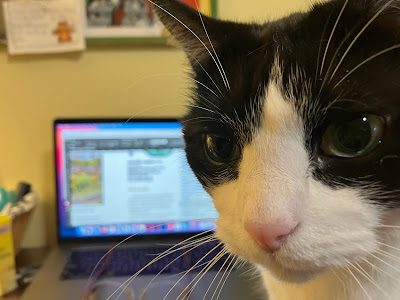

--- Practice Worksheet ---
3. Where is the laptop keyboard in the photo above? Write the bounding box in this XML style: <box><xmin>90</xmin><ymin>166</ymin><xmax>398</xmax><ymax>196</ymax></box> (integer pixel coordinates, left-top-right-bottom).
<box><xmin>60</xmin><ymin>241</ymin><xmax>227</xmax><ymax>280</ymax></box>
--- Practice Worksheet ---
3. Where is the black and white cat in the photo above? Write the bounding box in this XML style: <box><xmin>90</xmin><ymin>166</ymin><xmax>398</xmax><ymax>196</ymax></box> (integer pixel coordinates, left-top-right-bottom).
<box><xmin>152</xmin><ymin>0</ymin><xmax>400</xmax><ymax>299</ymax></box>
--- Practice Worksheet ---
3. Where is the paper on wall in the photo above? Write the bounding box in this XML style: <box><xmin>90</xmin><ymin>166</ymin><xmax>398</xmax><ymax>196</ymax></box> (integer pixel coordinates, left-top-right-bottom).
<box><xmin>3</xmin><ymin>0</ymin><xmax>85</xmax><ymax>55</ymax></box>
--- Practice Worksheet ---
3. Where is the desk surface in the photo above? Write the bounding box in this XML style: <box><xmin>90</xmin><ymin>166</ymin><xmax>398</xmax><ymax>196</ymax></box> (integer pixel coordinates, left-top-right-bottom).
<box><xmin>0</xmin><ymin>247</ymin><xmax>49</xmax><ymax>300</ymax></box>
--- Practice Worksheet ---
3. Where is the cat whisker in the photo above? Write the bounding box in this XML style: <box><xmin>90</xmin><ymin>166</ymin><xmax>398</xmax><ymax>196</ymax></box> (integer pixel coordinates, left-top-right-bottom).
<box><xmin>328</xmin><ymin>0</ymin><xmax>395</xmax><ymax>83</ymax></box>
<box><xmin>246</xmin><ymin>269</ymin><xmax>263</xmax><ymax>281</ymax></box>
<box><xmin>202</xmin><ymin>252</ymin><xmax>232</xmax><ymax>300</ymax></box>
<box><xmin>103</xmin><ymin>227</ymin><xmax>215</xmax><ymax>299</ymax></box>
<box><xmin>376</xmin><ymin>241</ymin><xmax>400</xmax><ymax>252</ymax></box>
<box><xmin>194</xmin><ymin>0</ymin><xmax>230</xmax><ymax>91</ymax></box>
<box><xmin>319</xmin><ymin>19</ymin><xmax>362</xmax><ymax>94</ymax></box>
<box><xmin>87</xmin><ymin>222</ymin><xmax>215</xmax><ymax>287</ymax></box>
<box><xmin>128</xmin><ymin>72</ymin><xmax>220</xmax><ymax>98</ymax></box>
<box><xmin>236</xmin><ymin>265</ymin><xmax>254</xmax><ymax>278</ymax></box>
<box><xmin>235</xmin><ymin>259</ymin><xmax>259</xmax><ymax>279</ymax></box>
<box><xmin>162</xmin><ymin>242</ymin><xmax>223</xmax><ymax>300</ymax></box>
<box><xmin>321</xmin><ymin>97</ymin><xmax>363</xmax><ymax>113</ymax></box>
<box><xmin>195</xmin><ymin>94</ymin><xmax>222</xmax><ymax>112</ymax></box>
<box><xmin>214</xmin><ymin>256</ymin><xmax>239</xmax><ymax>300</ymax></box>
<box><xmin>191</xmin><ymin>56</ymin><xmax>224</xmax><ymax>96</ymax></box>
<box><xmin>114</xmin><ymin>237</ymin><xmax>217</xmax><ymax>300</ymax></box>
<box><xmin>352</xmin><ymin>261</ymin><xmax>391</xmax><ymax>299</ymax></box>
<box><xmin>333</xmin><ymin>44</ymin><xmax>400</xmax><ymax>89</ymax></box>
<box><xmin>209</xmin><ymin>255</ymin><xmax>236</xmax><ymax>300</ymax></box>
<box><xmin>186</xmin><ymin>104</ymin><xmax>218</xmax><ymax>115</ymax></box>
<box><xmin>377</xmin><ymin>225</ymin><xmax>400</xmax><ymax>228</ymax></box>
<box><xmin>319</xmin><ymin>0</ymin><xmax>349</xmax><ymax>77</ymax></box>
<box><xmin>362</xmin><ymin>258</ymin><xmax>400</xmax><ymax>284</ymax></box>
<box><xmin>271</xmin><ymin>280</ymin><xmax>284</xmax><ymax>300</ymax></box>
<box><xmin>192</xmin><ymin>78</ymin><xmax>220</xmax><ymax>97</ymax></box>
<box><xmin>195</xmin><ymin>94</ymin><xmax>235</xmax><ymax>125</ymax></box>
<box><xmin>181</xmin><ymin>116</ymin><xmax>221</xmax><ymax>124</ymax></box>
<box><xmin>246</xmin><ymin>42</ymin><xmax>272</xmax><ymax>57</ymax></box>
<box><xmin>374</xmin><ymin>248</ymin><xmax>400</xmax><ymax>264</ymax></box>
<box><xmin>368</xmin><ymin>252</ymin><xmax>400</xmax><ymax>274</ymax></box>
<box><xmin>315</xmin><ymin>16</ymin><xmax>331</xmax><ymax>83</ymax></box>
<box><xmin>319</xmin><ymin>95</ymin><xmax>341</xmax><ymax>113</ymax></box>
<box><xmin>166</xmin><ymin>257</ymin><xmax>220</xmax><ymax>279</ymax></box>
<box><xmin>344</xmin><ymin>265</ymin><xmax>372</xmax><ymax>300</ymax></box>
<box><xmin>123</xmin><ymin>101</ymin><xmax>221</xmax><ymax>122</ymax></box>
<box><xmin>175</xmin><ymin>250</ymin><xmax>226</xmax><ymax>300</ymax></box>
<box><xmin>176</xmin><ymin>248</ymin><xmax>228</xmax><ymax>300</ymax></box>
<box><xmin>191</xmin><ymin>98</ymin><xmax>237</xmax><ymax>126</ymax></box>
<box><xmin>192</xmin><ymin>94</ymin><xmax>238</xmax><ymax>128</ymax></box>
<box><xmin>249</xmin><ymin>265</ymin><xmax>262</xmax><ymax>278</ymax></box>
<box><xmin>147</xmin><ymin>1</ymin><xmax>230</xmax><ymax>90</ymax></box>
<box><xmin>330</xmin><ymin>267</ymin><xmax>347</xmax><ymax>295</ymax></box>
<box><xmin>125</xmin><ymin>103</ymin><xmax>186</xmax><ymax>123</ymax></box>
<box><xmin>146</xmin><ymin>234</ymin><xmax>216</xmax><ymax>256</ymax></box>
<box><xmin>139</xmin><ymin>236</ymin><xmax>218</xmax><ymax>299</ymax></box>
<box><xmin>155</xmin><ymin>237</ymin><xmax>216</xmax><ymax>248</ymax></box>
<box><xmin>336</xmin><ymin>175</ymin><xmax>377</xmax><ymax>184</ymax></box>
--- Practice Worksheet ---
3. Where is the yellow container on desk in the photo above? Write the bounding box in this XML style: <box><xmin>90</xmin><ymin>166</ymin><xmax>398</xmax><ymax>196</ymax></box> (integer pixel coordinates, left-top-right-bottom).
<box><xmin>0</xmin><ymin>215</ymin><xmax>17</xmax><ymax>296</ymax></box>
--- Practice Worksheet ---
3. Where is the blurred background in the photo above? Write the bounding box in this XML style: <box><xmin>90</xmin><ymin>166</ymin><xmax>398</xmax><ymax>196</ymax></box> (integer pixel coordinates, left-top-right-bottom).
<box><xmin>0</xmin><ymin>0</ymin><xmax>312</xmax><ymax>249</ymax></box>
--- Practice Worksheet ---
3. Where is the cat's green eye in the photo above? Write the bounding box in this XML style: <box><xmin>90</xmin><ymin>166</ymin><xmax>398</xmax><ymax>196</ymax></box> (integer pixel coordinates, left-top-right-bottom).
<box><xmin>204</xmin><ymin>134</ymin><xmax>239</xmax><ymax>163</ymax></box>
<box><xmin>321</xmin><ymin>115</ymin><xmax>384</xmax><ymax>158</ymax></box>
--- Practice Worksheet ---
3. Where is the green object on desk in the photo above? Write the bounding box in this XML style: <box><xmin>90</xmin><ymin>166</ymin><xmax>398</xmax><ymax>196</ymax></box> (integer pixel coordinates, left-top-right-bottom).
<box><xmin>0</xmin><ymin>188</ymin><xmax>8</xmax><ymax>212</ymax></box>
<box><xmin>7</xmin><ymin>191</ymin><xmax>16</xmax><ymax>205</ymax></box>
<box><xmin>0</xmin><ymin>189</ymin><xmax>17</xmax><ymax>213</ymax></box>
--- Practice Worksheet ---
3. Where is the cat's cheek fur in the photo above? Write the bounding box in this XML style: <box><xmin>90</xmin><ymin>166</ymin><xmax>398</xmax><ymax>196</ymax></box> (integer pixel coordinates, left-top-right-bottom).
<box><xmin>210</xmin><ymin>82</ymin><xmax>382</xmax><ymax>283</ymax></box>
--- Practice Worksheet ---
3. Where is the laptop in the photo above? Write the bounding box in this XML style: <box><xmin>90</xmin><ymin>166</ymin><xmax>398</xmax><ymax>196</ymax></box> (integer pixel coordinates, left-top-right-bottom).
<box><xmin>21</xmin><ymin>118</ymin><xmax>263</xmax><ymax>300</ymax></box>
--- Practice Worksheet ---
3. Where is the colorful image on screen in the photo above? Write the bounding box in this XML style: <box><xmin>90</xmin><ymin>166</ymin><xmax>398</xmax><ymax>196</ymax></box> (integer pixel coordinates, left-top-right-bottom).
<box><xmin>69</xmin><ymin>152</ymin><xmax>103</xmax><ymax>205</ymax></box>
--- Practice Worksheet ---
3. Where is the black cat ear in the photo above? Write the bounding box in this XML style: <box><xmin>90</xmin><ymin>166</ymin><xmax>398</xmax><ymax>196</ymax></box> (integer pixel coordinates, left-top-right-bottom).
<box><xmin>151</xmin><ymin>0</ymin><xmax>229</xmax><ymax>64</ymax></box>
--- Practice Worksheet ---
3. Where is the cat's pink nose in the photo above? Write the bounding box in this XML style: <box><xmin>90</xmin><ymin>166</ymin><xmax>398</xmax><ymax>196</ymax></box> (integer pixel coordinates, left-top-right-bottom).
<box><xmin>244</xmin><ymin>221</ymin><xmax>298</xmax><ymax>253</ymax></box>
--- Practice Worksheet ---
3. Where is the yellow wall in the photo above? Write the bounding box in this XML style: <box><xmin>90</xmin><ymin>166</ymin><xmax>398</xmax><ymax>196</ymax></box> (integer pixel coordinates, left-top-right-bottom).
<box><xmin>0</xmin><ymin>0</ymin><xmax>312</xmax><ymax>248</ymax></box>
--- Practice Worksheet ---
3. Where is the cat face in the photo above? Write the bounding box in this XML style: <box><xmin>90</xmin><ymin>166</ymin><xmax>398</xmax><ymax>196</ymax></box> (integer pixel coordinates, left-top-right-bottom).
<box><xmin>153</xmin><ymin>0</ymin><xmax>400</xmax><ymax>283</ymax></box>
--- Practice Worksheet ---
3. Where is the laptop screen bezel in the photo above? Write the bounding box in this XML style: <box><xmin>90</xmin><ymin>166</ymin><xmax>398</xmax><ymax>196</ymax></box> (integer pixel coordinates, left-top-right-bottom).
<box><xmin>54</xmin><ymin>118</ymin><xmax>215</xmax><ymax>244</ymax></box>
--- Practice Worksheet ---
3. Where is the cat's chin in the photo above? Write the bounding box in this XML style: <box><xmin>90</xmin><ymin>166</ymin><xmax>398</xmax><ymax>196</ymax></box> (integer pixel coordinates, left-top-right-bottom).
<box><xmin>254</xmin><ymin>254</ymin><xmax>324</xmax><ymax>284</ymax></box>
<box><xmin>258</xmin><ymin>262</ymin><xmax>320</xmax><ymax>284</ymax></box>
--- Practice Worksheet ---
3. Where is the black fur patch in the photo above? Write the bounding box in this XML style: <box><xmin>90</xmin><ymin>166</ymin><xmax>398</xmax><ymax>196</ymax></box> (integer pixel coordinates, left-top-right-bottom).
<box><xmin>153</xmin><ymin>0</ymin><xmax>400</xmax><ymax>205</ymax></box>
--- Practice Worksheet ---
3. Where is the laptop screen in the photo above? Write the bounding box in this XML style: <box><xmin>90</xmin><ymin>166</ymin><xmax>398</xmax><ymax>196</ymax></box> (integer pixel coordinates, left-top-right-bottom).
<box><xmin>54</xmin><ymin>119</ymin><xmax>218</xmax><ymax>239</ymax></box>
